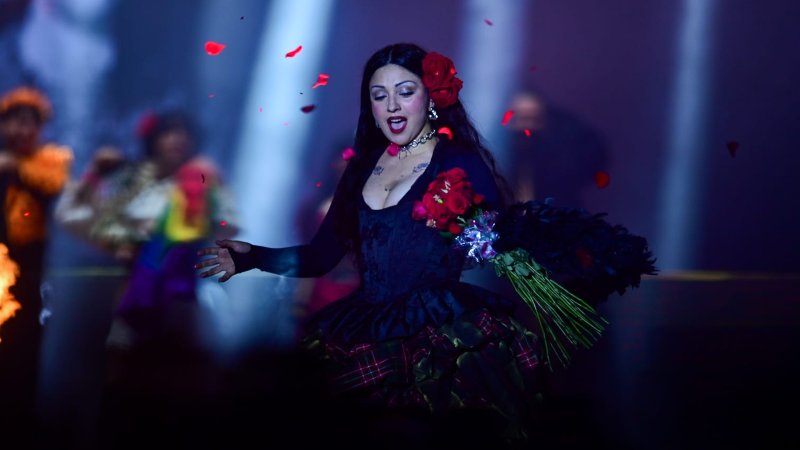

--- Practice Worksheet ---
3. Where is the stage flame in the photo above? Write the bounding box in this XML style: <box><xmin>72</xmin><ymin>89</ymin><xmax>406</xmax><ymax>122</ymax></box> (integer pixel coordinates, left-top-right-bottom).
<box><xmin>0</xmin><ymin>243</ymin><xmax>21</xmax><ymax>343</ymax></box>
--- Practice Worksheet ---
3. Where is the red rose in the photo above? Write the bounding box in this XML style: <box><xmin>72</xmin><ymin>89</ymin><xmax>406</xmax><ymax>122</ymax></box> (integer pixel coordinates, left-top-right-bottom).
<box><xmin>422</xmin><ymin>52</ymin><xmax>463</xmax><ymax>109</ymax></box>
<box><xmin>446</xmin><ymin>192</ymin><xmax>470</xmax><ymax>215</ymax></box>
<box><xmin>422</xmin><ymin>192</ymin><xmax>440</xmax><ymax>213</ymax></box>
<box><xmin>411</xmin><ymin>201</ymin><xmax>428</xmax><ymax>220</ymax></box>
<box><xmin>448</xmin><ymin>180</ymin><xmax>472</xmax><ymax>198</ymax></box>
<box><xmin>448</xmin><ymin>222</ymin><xmax>463</xmax><ymax>235</ymax></box>
<box><xmin>442</xmin><ymin>167</ymin><xmax>467</xmax><ymax>183</ymax></box>
<box><xmin>428</xmin><ymin>178</ymin><xmax>444</xmax><ymax>193</ymax></box>
<box><xmin>434</xmin><ymin>210</ymin><xmax>454</xmax><ymax>230</ymax></box>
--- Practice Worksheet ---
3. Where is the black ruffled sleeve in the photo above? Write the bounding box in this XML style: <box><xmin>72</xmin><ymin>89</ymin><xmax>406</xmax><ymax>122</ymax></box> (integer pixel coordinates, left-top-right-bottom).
<box><xmin>494</xmin><ymin>201</ymin><xmax>657</xmax><ymax>305</ymax></box>
<box><xmin>230</xmin><ymin>170</ymin><xmax>351</xmax><ymax>278</ymax></box>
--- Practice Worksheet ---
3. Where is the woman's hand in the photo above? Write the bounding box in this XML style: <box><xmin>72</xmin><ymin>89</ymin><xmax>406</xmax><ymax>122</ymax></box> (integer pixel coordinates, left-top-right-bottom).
<box><xmin>195</xmin><ymin>239</ymin><xmax>252</xmax><ymax>282</ymax></box>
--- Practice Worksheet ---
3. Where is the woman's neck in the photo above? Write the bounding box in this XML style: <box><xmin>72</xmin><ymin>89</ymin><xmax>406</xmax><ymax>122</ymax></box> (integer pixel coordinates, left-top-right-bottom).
<box><xmin>397</xmin><ymin>124</ymin><xmax>437</xmax><ymax>158</ymax></box>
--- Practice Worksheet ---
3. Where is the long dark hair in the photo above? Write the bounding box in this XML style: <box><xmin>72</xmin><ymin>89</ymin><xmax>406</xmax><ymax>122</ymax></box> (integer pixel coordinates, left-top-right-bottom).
<box><xmin>334</xmin><ymin>43</ymin><xmax>513</xmax><ymax>252</ymax></box>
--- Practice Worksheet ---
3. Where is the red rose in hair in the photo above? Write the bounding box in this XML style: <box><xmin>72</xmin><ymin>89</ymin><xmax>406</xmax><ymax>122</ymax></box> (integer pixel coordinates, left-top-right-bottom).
<box><xmin>422</xmin><ymin>52</ymin><xmax>463</xmax><ymax>109</ymax></box>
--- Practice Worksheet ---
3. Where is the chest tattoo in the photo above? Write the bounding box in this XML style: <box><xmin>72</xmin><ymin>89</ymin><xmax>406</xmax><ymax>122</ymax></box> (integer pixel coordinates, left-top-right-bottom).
<box><xmin>412</xmin><ymin>163</ymin><xmax>429</xmax><ymax>173</ymax></box>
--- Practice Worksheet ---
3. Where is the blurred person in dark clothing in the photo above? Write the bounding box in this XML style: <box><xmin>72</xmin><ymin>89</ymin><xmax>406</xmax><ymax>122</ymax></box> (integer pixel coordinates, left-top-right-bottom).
<box><xmin>505</xmin><ymin>89</ymin><xmax>608</xmax><ymax>209</ymax></box>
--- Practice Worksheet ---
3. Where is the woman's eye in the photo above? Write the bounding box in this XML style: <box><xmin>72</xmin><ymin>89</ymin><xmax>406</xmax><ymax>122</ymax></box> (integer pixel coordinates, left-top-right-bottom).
<box><xmin>372</xmin><ymin>94</ymin><xmax>387</xmax><ymax>101</ymax></box>
<box><xmin>400</xmin><ymin>91</ymin><xmax>415</xmax><ymax>97</ymax></box>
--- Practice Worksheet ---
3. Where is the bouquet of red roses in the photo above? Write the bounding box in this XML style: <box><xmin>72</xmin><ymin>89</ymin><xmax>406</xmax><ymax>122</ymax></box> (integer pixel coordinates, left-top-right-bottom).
<box><xmin>411</xmin><ymin>167</ymin><xmax>484</xmax><ymax>236</ymax></box>
<box><xmin>412</xmin><ymin>167</ymin><xmax>607</xmax><ymax>369</ymax></box>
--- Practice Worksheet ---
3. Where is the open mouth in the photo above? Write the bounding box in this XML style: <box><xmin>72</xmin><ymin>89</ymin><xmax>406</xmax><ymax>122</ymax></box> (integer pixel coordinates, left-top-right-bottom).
<box><xmin>387</xmin><ymin>116</ymin><xmax>407</xmax><ymax>134</ymax></box>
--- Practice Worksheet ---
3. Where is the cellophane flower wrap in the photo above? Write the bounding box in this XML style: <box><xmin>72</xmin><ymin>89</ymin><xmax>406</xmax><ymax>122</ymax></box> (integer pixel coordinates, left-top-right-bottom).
<box><xmin>412</xmin><ymin>167</ymin><xmax>609</xmax><ymax>369</ymax></box>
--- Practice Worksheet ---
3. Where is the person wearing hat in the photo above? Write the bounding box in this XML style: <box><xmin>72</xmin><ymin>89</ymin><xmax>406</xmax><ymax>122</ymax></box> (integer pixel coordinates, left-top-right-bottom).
<box><xmin>0</xmin><ymin>86</ymin><xmax>72</xmax><ymax>443</ymax></box>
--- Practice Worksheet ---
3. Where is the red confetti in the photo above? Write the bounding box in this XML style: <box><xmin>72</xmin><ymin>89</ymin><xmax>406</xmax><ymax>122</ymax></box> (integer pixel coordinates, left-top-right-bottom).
<box><xmin>341</xmin><ymin>147</ymin><xmax>356</xmax><ymax>160</ymax></box>
<box><xmin>285</xmin><ymin>45</ymin><xmax>303</xmax><ymax>58</ymax></box>
<box><xmin>523</xmin><ymin>129</ymin><xmax>531</xmax><ymax>137</ymax></box>
<box><xmin>594</xmin><ymin>171</ymin><xmax>610</xmax><ymax>189</ymax></box>
<box><xmin>312</xmin><ymin>73</ymin><xmax>330</xmax><ymax>89</ymax></box>
<box><xmin>501</xmin><ymin>110</ymin><xmax>514</xmax><ymax>126</ymax></box>
<box><xmin>23</xmin><ymin>211</ymin><xmax>30</xmax><ymax>217</ymax></box>
<box><xmin>438</xmin><ymin>127</ymin><xmax>453</xmax><ymax>140</ymax></box>
<box><xmin>726</xmin><ymin>141</ymin><xmax>739</xmax><ymax>157</ymax></box>
<box><xmin>315</xmin><ymin>181</ymin><xmax>322</xmax><ymax>188</ymax></box>
<box><xmin>204</xmin><ymin>41</ymin><xmax>226</xmax><ymax>56</ymax></box>
<box><xmin>300</xmin><ymin>104</ymin><xmax>316</xmax><ymax>113</ymax></box>
<box><xmin>484</xmin><ymin>19</ymin><xmax>493</xmax><ymax>26</ymax></box>
<box><xmin>219</xmin><ymin>220</ymin><xmax>228</xmax><ymax>227</ymax></box>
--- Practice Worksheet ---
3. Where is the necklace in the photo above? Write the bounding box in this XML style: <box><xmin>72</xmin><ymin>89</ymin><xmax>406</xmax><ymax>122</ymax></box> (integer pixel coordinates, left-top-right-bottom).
<box><xmin>386</xmin><ymin>129</ymin><xmax>437</xmax><ymax>158</ymax></box>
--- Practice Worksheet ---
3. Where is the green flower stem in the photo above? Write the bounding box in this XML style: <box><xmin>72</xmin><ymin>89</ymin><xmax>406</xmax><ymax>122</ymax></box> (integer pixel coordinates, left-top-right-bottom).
<box><xmin>492</xmin><ymin>249</ymin><xmax>608</xmax><ymax>369</ymax></box>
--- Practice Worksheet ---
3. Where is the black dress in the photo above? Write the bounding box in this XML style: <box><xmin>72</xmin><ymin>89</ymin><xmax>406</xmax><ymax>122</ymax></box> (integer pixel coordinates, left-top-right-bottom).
<box><xmin>234</xmin><ymin>139</ymin><xmax>654</xmax><ymax>443</ymax></box>
<box><xmin>233</xmin><ymin>140</ymin><xmax>544</xmax><ymax>442</ymax></box>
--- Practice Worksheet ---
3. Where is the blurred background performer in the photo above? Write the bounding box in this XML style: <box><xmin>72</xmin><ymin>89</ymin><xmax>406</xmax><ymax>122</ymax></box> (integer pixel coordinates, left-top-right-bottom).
<box><xmin>55</xmin><ymin>110</ymin><xmax>238</xmax><ymax>355</ymax></box>
<box><xmin>0</xmin><ymin>86</ymin><xmax>72</xmax><ymax>444</ymax></box>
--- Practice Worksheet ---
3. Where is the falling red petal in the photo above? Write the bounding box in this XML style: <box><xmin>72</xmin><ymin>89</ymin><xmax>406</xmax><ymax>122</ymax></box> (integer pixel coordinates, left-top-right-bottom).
<box><xmin>312</xmin><ymin>73</ymin><xmax>330</xmax><ymax>89</ymax></box>
<box><xmin>501</xmin><ymin>110</ymin><xmax>514</xmax><ymax>126</ymax></box>
<box><xmin>524</xmin><ymin>129</ymin><xmax>531</xmax><ymax>137</ymax></box>
<box><xmin>484</xmin><ymin>19</ymin><xmax>493</xmax><ymax>26</ymax></box>
<box><xmin>258</xmin><ymin>107</ymin><xmax>263</xmax><ymax>112</ymax></box>
<box><xmin>201</xmin><ymin>174</ymin><xmax>205</xmax><ymax>183</ymax></box>
<box><xmin>315</xmin><ymin>182</ymin><xmax>322</xmax><ymax>188</ymax></box>
<box><xmin>219</xmin><ymin>220</ymin><xmax>227</xmax><ymax>227</ymax></box>
<box><xmin>301</xmin><ymin>104</ymin><xmax>316</xmax><ymax>113</ymax></box>
<box><xmin>594</xmin><ymin>171</ymin><xmax>610</xmax><ymax>189</ymax></box>
<box><xmin>341</xmin><ymin>147</ymin><xmax>356</xmax><ymax>160</ymax></box>
<box><xmin>283</xmin><ymin>122</ymin><xmax>289</xmax><ymax>126</ymax></box>
<box><xmin>208</xmin><ymin>93</ymin><xmax>215</xmax><ymax>99</ymax></box>
<box><xmin>204</xmin><ymin>41</ymin><xmax>226</xmax><ymax>56</ymax></box>
<box><xmin>23</xmin><ymin>211</ymin><xmax>30</xmax><ymax>217</ymax></box>
<box><xmin>726</xmin><ymin>141</ymin><xmax>739</xmax><ymax>157</ymax></box>
<box><xmin>438</xmin><ymin>127</ymin><xmax>453</xmax><ymax>140</ymax></box>
<box><xmin>285</xmin><ymin>45</ymin><xmax>303</xmax><ymax>58</ymax></box>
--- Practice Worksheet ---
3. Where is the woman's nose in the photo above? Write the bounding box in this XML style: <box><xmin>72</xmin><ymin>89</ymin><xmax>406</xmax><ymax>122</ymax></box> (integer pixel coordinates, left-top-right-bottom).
<box><xmin>386</xmin><ymin>95</ymin><xmax>400</xmax><ymax>112</ymax></box>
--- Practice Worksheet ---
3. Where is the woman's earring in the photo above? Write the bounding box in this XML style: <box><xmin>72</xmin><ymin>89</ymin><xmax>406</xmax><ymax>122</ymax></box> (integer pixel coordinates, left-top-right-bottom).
<box><xmin>375</xmin><ymin>120</ymin><xmax>381</xmax><ymax>128</ymax></box>
<box><xmin>427</xmin><ymin>105</ymin><xmax>439</xmax><ymax>121</ymax></box>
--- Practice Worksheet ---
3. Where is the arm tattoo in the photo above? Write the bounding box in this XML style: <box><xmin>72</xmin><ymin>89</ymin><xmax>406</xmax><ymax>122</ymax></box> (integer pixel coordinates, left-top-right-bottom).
<box><xmin>373</xmin><ymin>166</ymin><xmax>384</xmax><ymax>175</ymax></box>
<box><xmin>412</xmin><ymin>163</ymin><xmax>429</xmax><ymax>173</ymax></box>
